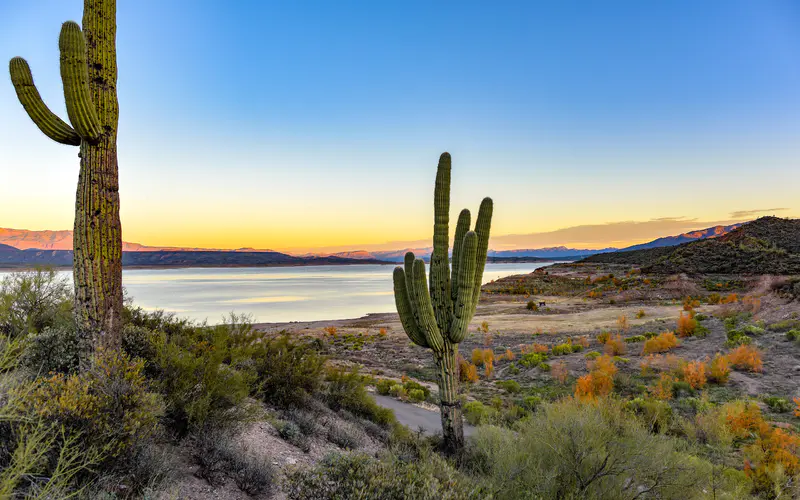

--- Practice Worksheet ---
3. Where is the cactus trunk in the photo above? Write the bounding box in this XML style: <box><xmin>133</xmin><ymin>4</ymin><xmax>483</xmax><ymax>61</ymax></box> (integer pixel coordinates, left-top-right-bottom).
<box><xmin>74</xmin><ymin>0</ymin><xmax>122</xmax><ymax>349</ymax></box>
<box><xmin>435</xmin><ymin>343</ymin><xmax>464</xmax><ymax>453</ymax></box>
<box><xmin>9</xmin><ymin>0</ymin><xmax>122</xmax><ymax>349</ymax></box>
<box><xmin>392</xmin><ymin>152</ymin><xmax>492</xmax><ymax>453</ymax></box>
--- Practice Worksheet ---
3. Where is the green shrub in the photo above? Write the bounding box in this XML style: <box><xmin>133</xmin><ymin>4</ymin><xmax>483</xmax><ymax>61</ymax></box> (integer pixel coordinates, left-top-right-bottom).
<box><xmin>526</xmin><ymin>301</ymin><xmax>538</xmax><ymax>311</ymax></box>
<box><xmin>538</xmin><ymin>362</ymin><xmax>551</xmax><ymax>372</ymax></box>
<box><xmin>763</xmin><ymin>396</ymin><xmax>792</xmax><ymax>413</ymax></box>
<box><xmin>643</xmin><ymin>331</ymin><xmax>658</xmax><ymax>339</ymax></box>
<box><xmin>19</xmin><ymin>349</ymin><xmax>162</xmax><ymax>457</ymax></box>
<box><xmin>694</xmin><ymin>313</ymin><xmax>708</xmax><ymax>321</ymax></box>
<box><xmin>288</xmin><ymin>408</ymin><xmax>323</xmax><ymax>436</ymax></box>
<box><xmin>570</xmin><ymin>343</ymin><xmax>584</xmax><ymax>353</ymax></box>
<box><xmin>694</xmin><ymin>323</ymin><xmax>710</xmax><ymax>338</ymax></box>
<box><xmin>463</xmin><ymin>401</ymin><xmax>498</xmax><ymax>426</ymax></box>
<box><xmin>496</xmin><ymin>380</ymin><xmax>521</xmax><ymax>394</ymax></box>
<box><xmin>408</xmin><ymin>388</ymin><xmax>426</xmax><ymax>402</ymax></box>
<box><xmin>507</xmin><ymin>363</ymin><xmax>520</xmax><ymax>375</ymax></box>
<box><xmin>468</xmin><ymin>397</ymin><xmax>746</xmax><ymax>499</ymax></box>
<box><xmin>0</xmin><ymin>269</ymin><xmax>72</xmax><ymax>338</ymax></box>
<box><xmin>251</xmin><ymin>333</ymin><xmax>326</xmax><ymax>408</ymax></box>
<box><xmin>521</xmin><ymin>396</ymin><xmax>542</xmax><ymax>411</ymax></box>
<box><xmin>20</xmin><ymin>325</ymin><xmax>84</xmax><ymax>375</ymax></box>
<box><xmin>402</xmin><ymin>380</ymin><xmax>431</xmax><ymax>400</ymax></box>
<box><xmin>785</xmin><ymin>329</ymin><xmax>800</xmax><ymax>341</ymax></box>
<box><xmin>624</xmin><ymin>335</ymin><xmax>645</xmax><ymax>343</ymax></box>
<box><xmin>153</xmin><ymin>330</ymin><xmax>253</xmax><ymax>434</ymax></box>
<box><xmin>551</xmin><ymin>343</ymin><xmax>573</xmax><ymax>356</ymax></box>
<box><xmin>626</xmin><ymin>397</ymin><xmax>672</xmax><ymax>433</ymax></box>
<box><xmin>519</xmin><ymin>352</ymin><xmax>546</xmax><ymax>368</ymax></box>
<box><xmin>277</xmin><ymin>419</ymin><xmax>311</xmax><ymax>452</ymax></box>
<box><xmin>725</xmin><ymin>330</ymin><xmax>752</xmax><ymax>347</ymax></box>
<box><xmin>389</xmin><ymin>384</ymin><xmax>408</xmax><ymax>399</ymax></box>
<box><xmin>285</xmin><ymin>450</ymin><xmax>483</xmax><ymax>500</ymax></box>
<box><xmin>584</xmin><ymin>350</ymin><xmax>601</xmax><ymax>359</ymax></box>
<box><xmin>376</xmin><ymin>379</ymin><xmax>394</xmax><ymax>395</ymax></box>
<box><xmin>324</xmin><ymin>368</ymin><xmax>395</xmax><ymax>427</ymax></box>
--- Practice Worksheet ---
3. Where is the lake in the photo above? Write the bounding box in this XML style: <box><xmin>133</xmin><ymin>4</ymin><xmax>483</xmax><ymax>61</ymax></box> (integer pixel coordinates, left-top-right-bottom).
<box><xmin>0</xmin><ymin>262</ymin><xmax>554</xmax><ymax>324</ymax></box>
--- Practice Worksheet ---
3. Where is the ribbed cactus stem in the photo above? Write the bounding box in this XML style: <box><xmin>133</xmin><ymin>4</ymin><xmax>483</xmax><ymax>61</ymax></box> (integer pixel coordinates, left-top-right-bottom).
<box><xmin>59</xmin><ymin>21</ymin><xmax>101</xmax><ymax>141</ymax></box>
<box><xmin>430</xmin><ymin>152</ymin><xmax>452</xmax><ymax>334</ymax></box>
<box><xmin>449</xmin><ymin>231</ymin><xmax>478</xmax><ymax>343</ymax></box>
<box><xmin>391</xmin><ymin>152</ymin><xmax>493</xmax><ymax>454</ymax></box>
<box><xmin>9</xmin><ymin>57</ymin><xmax>80</xmax><ymax>145</ymax></box>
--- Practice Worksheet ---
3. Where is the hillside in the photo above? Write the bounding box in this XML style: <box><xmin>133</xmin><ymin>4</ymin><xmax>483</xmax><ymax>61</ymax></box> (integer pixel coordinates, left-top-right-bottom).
<box><xmin>582</xmin><ymin>217</ymin><xmax>800</xmax><ymax>274</ymax></box>
<box><xmin>620</xmin><ymin>223</ymin><xmax>741</xmax><ymax>251</ymax></box>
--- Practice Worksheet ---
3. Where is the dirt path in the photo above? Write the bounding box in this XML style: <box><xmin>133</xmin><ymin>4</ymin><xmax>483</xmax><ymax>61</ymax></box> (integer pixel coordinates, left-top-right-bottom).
<box><xmin>372</xmin><ymin>394</ymin><xmax>476</xmax><ymax>437</ymax></box>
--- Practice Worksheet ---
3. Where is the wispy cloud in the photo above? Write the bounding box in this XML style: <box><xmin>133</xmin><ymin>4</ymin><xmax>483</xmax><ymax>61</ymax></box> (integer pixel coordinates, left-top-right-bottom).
<box><xmin>729</xmin><ymin>208</ymin><xmax>788</xmax><ymax>219</ymax></box>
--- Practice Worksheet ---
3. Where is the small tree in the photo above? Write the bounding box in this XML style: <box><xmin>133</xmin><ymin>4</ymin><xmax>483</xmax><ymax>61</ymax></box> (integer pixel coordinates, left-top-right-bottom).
<box><xmin>392</xmin><ymin>152</ymin><xmax>492</xmax><ymax>453</ymax></box>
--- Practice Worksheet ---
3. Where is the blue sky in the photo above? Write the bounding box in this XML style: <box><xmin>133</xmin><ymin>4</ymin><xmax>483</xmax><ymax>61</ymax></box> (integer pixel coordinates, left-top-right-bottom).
<box><xmin>1</xmin><ymin>1</ymin><xmax>799</xmax><ymax>251</ymax></box>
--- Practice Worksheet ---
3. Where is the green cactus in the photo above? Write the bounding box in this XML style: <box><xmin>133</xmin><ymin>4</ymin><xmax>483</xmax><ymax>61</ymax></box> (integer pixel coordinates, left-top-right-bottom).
<box><xmin>9</xmin><ymin>1</ymin><xmax>123</xmax><ymax>350</ymax></box>
<box><xmin>392</xmin><ymin>152</ymin><xmax>493</xmax><ymax>452</ymax></box>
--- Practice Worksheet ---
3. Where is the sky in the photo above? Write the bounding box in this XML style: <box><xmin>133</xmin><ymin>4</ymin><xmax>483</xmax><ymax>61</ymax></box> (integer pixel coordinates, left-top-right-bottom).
<box><xmin>1</xmin><ymin>1</ymin><xmax>799</xmax><ymax>252</ymax></box>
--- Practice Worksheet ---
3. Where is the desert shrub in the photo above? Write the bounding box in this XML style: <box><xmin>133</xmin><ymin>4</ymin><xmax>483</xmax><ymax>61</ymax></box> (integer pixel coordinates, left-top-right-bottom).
<box><xmin>682</xmin><ymin>360</ymin><xmax>707</xmax><ymax>389</ymax></box>
<box><xmin>19</xmin><ymin>349</ymin><xmax>161</xmax><ymax>457</ymax></box>
<box><xmin>626</xmin><ymin>397</ymin><xmax>672</xmax><ymax>433</ymax></box>
<box><xmin>574</xmin><ymin>355</ymin><xmax>616</xmax><ymax>401</ymax></box>
<box><xmin>643</xmin><ymin>331</ymin><xmax>658</xmax><ymax>338</ymax></box>
<box><xmin>596</xmin><ymin>331</ymin><xmax>611</xmax><ymax>344</ymax></box>
<box><xmin>523</xmin><ymin>343</ymin><xmax>549</xmax><ymax>354</ymax></box>
<box><xmin>463</xmin><ymin>401</ymin><xmax>498</xmax><ymax>426</ymax></box>
<box><xmin>327</xmin><ymin>420</ymin><xmax>366</xmax><ymax>450</ymax></box>
<box><xmin>649</xmin><ymin>373</ymin><xmax>675</xmax><ymax>400</ymax></box>
<box><xmin>519</xmin><ymin>352</ymin><xmax>546</xmax><ymax>368</ymax></box>
<box><xmin>538</xmin><ymin>362</ymin><xmax>551</xmax><ymax>372</ymax></box>
<box><xmin>522</xmin><ymin>395</ymin><xmax>542</xmax><ymax>411</ymax></box>
<box><xmin>603</xmin><ymin>334</ymin><xmax>626</xmax><ymax>356</ymax></box>
<box><xmin>251</xmin><ymin>333</ymin><xmax>326</xmax><ymax>408</ymax></box>
<box><xmin>153</xmin><ymin>331</ymin><xmax>253</xmax><ymax>434</ymax></box>
<box><xmin>763</xmin><ymin>396</ymin><xmax>792</xmax><ymax>413</ymax></box>
<box><xmin>502</xmin><ymin>348</ymin><xmax>515</xmax><ymax>361</ymax></box>
<box><xmin>0</xmin><ymin>269</ymin><xmax>72</xmax><ymax>338</ymax></box>
<box><xmin>708</xmin><ymin>353</ymin><xmax>730</xmax><ymax>384</ymax></box>
<box><xmin>375</xmin><ymin>378</ymin><xmax>393</xmax><ymax>395</ymax></box>
<box><xmin>551</xmin><ymin>342</ymin><xmax>573</xmax><ymax>356</ymax></box>
<box><xmin>677</xmin><ymin>312</ymin><xmax>697</xmax><ymax>337</ymax></box>
<box><xmin>636</xmin><ymin>309</ymin><xmax>646</xmax><ymax>319</ymax></box>
<box><xmin>624</xmin><ymin>335</ymin><xmax>645</xmax><ymax>343</ymax></box>
<box><xmin>194</xmin><ymin>429</ymin><xmax>275</xmax><ymax>494</ymax></box>
<box><xmin>459</xmin><ymin>360</ymin><xmax>479</xmax><ymax>383</ymax></box>
<box><xmin>496</xmin><ymin>380</ymin><xmax>521</xmax><ymax>394</ymax></box>
<box><xmin>584</xmin><ymin>350</ymin><xmax>601</xmax><ymax>359</ymax></box>
<box><xmin>324</xmin><ymin>368</ymin><xmax>395</xmax><ymax>427</ymax></box>
<box><xmin>288</xmin><ymin>408</ymin><xmax>323</xmax><ymax>436</ymax></box>
<box><xmin>285</xmin><ymin>450</ymin><xmax>483</xmax><ymax>500</ymax></box>
<box><xmin>407</xmin><ymin>388</ymin><xmax>425</xmax><ymax>402</ymax></box>
<box><xmin>277</xmin><ymin>419</ymin><xmax>311</xmax><ymax>452</ymax></box>
<box><xmin>786</xmin><ymin>329</ymin><xmax>800</xmax><ymax>341</ymax></box>
<box><xmin>551</xmin><ymin>360</ymin><xmax>568</xmax><ymax>383</ymax></box>
<box><xmin>526</xmin><ymin>300</ymin><xmax>538</xmax><ymax>311</ymax></box>
<box><xmin>727</xmin><ymin>345</ymin><xmax>763</xmax><ymax>373</ymax></box>
<box><xmin>642</xmin><ymin>331</ymin><xmax>679</xmax><ymax>354</ymax></box>
<box><xmin>20</xmin><ymin>325</ymin><xmax>84</xmax><ymax>375</ymax></box>
<box><xmin>469</xmin><ymin>397</ymin><xmax>734</xmax><ymax>499</ymax></box>
<box><xmin>725</xmin><ymin>330</ymin><xmax>752</xmax><ymax>347</ymax></box>
<box><xmin>507</xmin><ymin>363</ymin><xmax>519</xmax><ymax>375</ymax></box>
<box><xmin>121</xmin><ymin>324</ymin><xmax>161</xmax><ymax>367</ymax></box>
<box><xmin>694</xmin><ymin>323</ymin><xmax>710</xmax><ymax>338</ymax></box>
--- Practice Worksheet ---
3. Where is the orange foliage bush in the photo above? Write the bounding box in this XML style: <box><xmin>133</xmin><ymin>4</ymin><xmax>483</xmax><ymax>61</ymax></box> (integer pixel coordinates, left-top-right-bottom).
<box><xmin>708</xmin><ymin>353</ymin><xmax>730</xmax><ymax>384</ymax></box>
<box><xmin>552</xmin><ymin>360</ymin><xmax>568</xmax><ymax>384</ymax></box>
<box><xmin>523</xmin><ymin>343</ymin><xmax>549</xmax><ymax>354</ymax></box>
<box><xmin>603</xmin><ymin>334</ymin><xmax>626</xmax><ymax>356</ymax></box>
<box><xmin>324</xmin><ymin>326</ymin><xmax>337</xmax><ymax>336</ymax></box>
<box><xmin>597</xmin><ymin>332</ymin><xmax>611</xmax><ymax>344</ymax></box>
<box><xmin>574</xmin><ymin>355</ymin><xmax>617</xmax><ymax>401</ymax></box>
<box><xmin>642</xmin><ymin>332</ymin><xmax>679</xmax><ymax>354</ymax></box>
<box><xmin>575</xmin><ymin>336</ymin><xmax>590</xmax><ymax>349</ymax></box>
<box><xmin>378</xmin><ymin>328</ymin><xmax>387</xmax><ymax>337</ymax></box>
<box><xmin>682</xmin><ymin>360</ymin><xmax>707</xmax><ymax>389</ymax></box>
<box><xmin>727</xmin><ymin>345</ymin><xmax>763</xmax><ymax>373</ymax></box>
<box><xmin>617</xmin><ymin>315</ymin><xmax>629</xmax><ymax>333</ymax></box>
<box><xmin>795</xmin><ymin>397</ymin><xmax>800</xmax><ymax>418</ymax></box>
<box><xmin>677</xmin><ymin>312</ymin><xmax>697</xmax><ymax>337</ymax></box>
<box><xmin>503</xmin><ymin>348</ymin><xmax>515</xmax><ymax>361</ymax></box>
<box><xmin>742</xmin><ymin>295</ymin><xmax>762</xmax><ymax>314</ymax></box>
<box><xmin>649</xmin><ymin>373</ymin><xmax>675</xmax><ymax>400</ymax></box>
<box><xmin>458</xmin><ymin>355</ymin><xmax>479</xmax><ymax>383</ymax></box>
<box><xmin>721</xmin><ymin>293</ymin><xmax>739</xmax><ymax>304</ymax></box>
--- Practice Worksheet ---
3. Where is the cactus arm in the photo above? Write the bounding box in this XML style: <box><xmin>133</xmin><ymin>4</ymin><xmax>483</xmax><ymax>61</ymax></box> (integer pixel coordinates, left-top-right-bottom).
<box><xmin>430</xmin><ymin>152</ymin><xmax>452</xmax><ymax>333</ymax></box>
<box><xmin>410</xmin><ymin>259</ymin><xmax>444</xmax><ymax>352</ymax></box>
<box><xmin>449</xmin><ymin>231</ymin><xmax>478</xmax><ymax>343</ymax></box>
<box><xmin>469</xmin><ymin>197</ymin><xmax>494</xmax><ymax>317</ymax></box>
<box><xmin>450</xmin><ymin>208</ymin><xmax>471</xmax><ymax>305</ymax></box>
<box><xmin>8</xmin><ymin>57</ymin><xmax>80</xmax><ymax>146</ymax></box>
<box><xmin>403</xmin><ymin>251</ymin><xmax>419</xmax><ymax>319</ymax></box>
<box><xmin>58</xmin><ymin>21</ymin><xmax>101</xmax><ymax>141</ymax></box>
<box><xmin>393</xmin><ymin>267</ymin><xmax>428</xmax><ymax>347</ymax></box>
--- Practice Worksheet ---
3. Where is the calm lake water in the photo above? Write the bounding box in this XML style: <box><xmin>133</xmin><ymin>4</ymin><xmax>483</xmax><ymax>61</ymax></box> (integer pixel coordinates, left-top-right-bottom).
<box><xmin>0</xmin><ymin>263</ymin><xmax>554</xmax><ymax>324</ymax></box>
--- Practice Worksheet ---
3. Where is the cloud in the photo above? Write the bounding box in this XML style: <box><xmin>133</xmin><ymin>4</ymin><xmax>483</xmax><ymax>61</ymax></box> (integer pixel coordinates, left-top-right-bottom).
<box><xmin>489</xmin><ymin>217</ymin><xmax>740</xmax><ymax>250</ymax></box>
<box><xmin>728</xmin><ymin>208</ymin><xmax>788</xmax><ymax>219</ymax></box>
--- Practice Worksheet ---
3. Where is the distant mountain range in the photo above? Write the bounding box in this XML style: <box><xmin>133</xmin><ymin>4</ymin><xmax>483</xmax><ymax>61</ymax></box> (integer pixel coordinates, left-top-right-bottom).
<box><xmin>0</xmin><ymin>222</ymin><xmax>744</xmax><ymax>268</ymax></box>
<box><xmin>583</xmin><ymin>217</ymin><xmax>800</xmax><ymax>275</ymax></box>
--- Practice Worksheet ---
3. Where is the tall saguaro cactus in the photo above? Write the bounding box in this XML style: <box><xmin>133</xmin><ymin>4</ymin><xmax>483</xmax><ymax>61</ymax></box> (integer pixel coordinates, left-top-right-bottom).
<box><xmin>9</xmin><ymin>0</ymin><xmax>122</xmax><ymax>349</ymax></box>
<box><xmin>392</xmin><ymin>152</ymin><xmax>493</xmax><ymax>453</ymax></box>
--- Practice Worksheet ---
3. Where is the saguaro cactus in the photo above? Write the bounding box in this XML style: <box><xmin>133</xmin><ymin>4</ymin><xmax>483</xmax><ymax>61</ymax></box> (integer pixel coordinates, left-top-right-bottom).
<box><xmin>392</xmin><ymin>152</ymin><xmax>493</xmax><ymax>453</ymax></box>
<box><xmin>9</xmin><ymin>1</ymin><xmax>122</xmax><ymax>349</ymax></box>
